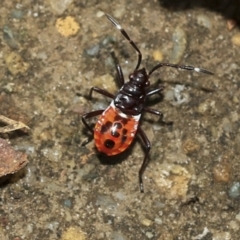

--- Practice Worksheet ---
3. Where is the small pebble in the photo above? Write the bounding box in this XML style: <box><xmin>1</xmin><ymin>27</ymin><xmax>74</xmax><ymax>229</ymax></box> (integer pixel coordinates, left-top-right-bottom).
<box><xmin>229</xmin><ymin>220</ymin><xmax>239</xmax><ymax>231</ymax></box>
<box><xmin>36</xmin><ymin>51</ymin><xmax>48</xmax><ymax>60</ymax></box>
<box><xmin>154</xmin><ymin>163</ymin><xmax>191</xmax><ymax>199</ymax></box>
<box><xmin>39</xmin><ymin>129</ymin><xmax>53</xmax><ymax>141</ymax></box>
<box><xmin>213</xmin><ymin>164</ymin><xmax>230</xmax><ymax>183</ymax></box>
<box><xmin>197</xmin><ymin>99</ymin><xmax>215</xmax><ymax>114</ymax></box>
<box><xmin>228</xmin><ymin>182</ymin><xmax>240</xmax><ymax>199</ymax></box>
<box><xmin>182</xmin><ymin>139</ymin><xmax>200</xmax><ymax>154</ymax></box>
<box><xmin>5</xmin><ymin>52</ymin><xmax>30</xmax><ymax>75</ymax></box>
<box><xmin>146</xmin><ymin>231</ymin><xmax>154</xmax><ymax>239</ymax></box>
<box><xmin>24</xmin><ymin>165</ymin><xmax>37</xmax><ymax>186</ymax></box>
<box><xmin>212</xmin><ymin>232</ymin><xmax>231</xmax><ymax>240</ymax></box>
<box><xmin>213</xmin><ymin>157</ymin><xmax>231</xmax><ymax>183</ymax></box>
<box><xmin>152</xmin><ymin>50</ymin><xmax>163</xmax><ymax>62</ymax></box>
<box><xmin>49</xmin><ymin>0</ymin><xmax>73</xmax><ymax>15</ymax></box>
<box><xmin>111</xmin><ymin>231</ymin><xmax>127</xmax><ymax>240</ymax></box>
<box><xmin>10</xmin><ymin>9</ymin><xmax>25</xmax><ymax>19</ymax></box>
<box><xmin>85</xmin><ymin>44</ymin><xmax>100</xmax><ymax>57</ymax></box>
<box><xmin>56</xmin><ymin>16</ymin><xmax>80</xmax><ymax>37</ymax></box>
<box><xmin>235</xmin><ymin>213</ymin><xmax>240</xmax><ymax>222</ymax></box>
<box><xmin>154</xmin><ymin>217</ymin><xmax>163</xmax><ymax>225</ymax></box>
<box><xmin>41</xmin><ymin>145</ymin><xmax>62</xmax><ymax>162</ymax></box>
<box><xmin>96</xmin><ymin>11</ymin><xmax>104</xmax><ymax>18</ymax></box>
<box><xmin>141</xmin><ymin>218</ymin><xmax>153</xmax><ymax>227</ymax></box>
<box><xmin>47</xmin><ymin>221</ymin><xmax>59</xmax><ymax>231</ymax></box>
<box><xmin>101</xmin><ymin>35</ymin><xmax>115</xmax><ymax>46</ymax></box>
<box><xmin>231</xmin><ymin>33</ymin><xmax>240</xmax><ymax>47</ymax></box>
<box><xmin>61</xmin><ymin>226</ymin><xmax>86</xmax><ymax>240</ymax></box>
<box><xmin>171</xmin><ymin>84</ymin><xmax>189</xmax><ymax>105</ymax></box>
<box><xmin>3</xmin><ymin>26</ymin><xmax>19</xmax><ymax>49</ymax></box>
<box><xmin>63</xmin><ymin>198</ymin><xmax>73</xmax><ymax>208</ymax></box>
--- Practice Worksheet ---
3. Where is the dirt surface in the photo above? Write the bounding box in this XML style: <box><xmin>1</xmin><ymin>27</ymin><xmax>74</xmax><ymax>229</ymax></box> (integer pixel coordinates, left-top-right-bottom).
<box><xmin>0</xmin><ymin>0</ymin><xmax>240</xmax><ymax>239</ymax></box>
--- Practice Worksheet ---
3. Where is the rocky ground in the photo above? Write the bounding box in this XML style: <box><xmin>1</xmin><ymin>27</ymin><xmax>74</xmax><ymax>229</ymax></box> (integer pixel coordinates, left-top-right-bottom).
<box><xmin>0</xmin><ymin>0</ymin><xmax>240</xmax><ymax>239</ymax></box>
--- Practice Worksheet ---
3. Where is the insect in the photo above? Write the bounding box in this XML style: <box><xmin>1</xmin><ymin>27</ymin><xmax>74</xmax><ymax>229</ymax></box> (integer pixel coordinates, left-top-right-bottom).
<box><xmin>82</xmin><ymin>14</ymin><xmax>213</xmax><ymax>193</ymax></box>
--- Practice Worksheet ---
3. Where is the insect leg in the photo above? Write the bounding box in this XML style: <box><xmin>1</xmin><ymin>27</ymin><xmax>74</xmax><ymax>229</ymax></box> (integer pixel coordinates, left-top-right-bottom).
<box><xmin>144</xmin><ymin>107</ymin><xmax>164</xmax><ymax>123</ymax></box>
<box><xmin>82</xmin><ymin>110</ymin><xmax>104</xmax><ymax>134</ymax></box>
<box><xmin>111</xmin><ymin>51</ymin><xmax>125</xmax><ymax>87</ymax></box>
<box><xmin>137</xmin><ymin>127</ymin><xmax>151</xmax><ymax>193</ymax></box>
<box><xmin>146</xmin><ymin>86</ymin><xmax>164</xmax><ymax>97</ymax></box>
<box><xmin>116</xmin><ymin>64</ymin><xmax>125</xmax><ymax>87</ymax></box>
<box><xmin>144</xmin><ymin>107</ymin><xmax>173</xmax><ymax>125</ymax></box>
<box><xmin>89</xmin><ymin>87</ymin><xmax>114</xmax><ymax>100</ymax></box>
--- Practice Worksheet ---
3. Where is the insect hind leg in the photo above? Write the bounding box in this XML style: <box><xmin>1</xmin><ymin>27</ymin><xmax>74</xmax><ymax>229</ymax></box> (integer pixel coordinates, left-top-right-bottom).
<box><xmin>137</xmin><ymin>127</ymin><xmax>151</xmax><ymax>193</ymax></box>
<box><xmin>82</xmin><ymin>110</ymin><xmax>104</xmax><ymax>135</ymax></box>
<box><xmin>144</xmin><ymin>107</ymin><xmax>173</xmax><ymax>126</ymax></box>
<box><xmin>111</xmin><ymin>51</ymin><xmax>125</xmax><ymax>87</ymax></box>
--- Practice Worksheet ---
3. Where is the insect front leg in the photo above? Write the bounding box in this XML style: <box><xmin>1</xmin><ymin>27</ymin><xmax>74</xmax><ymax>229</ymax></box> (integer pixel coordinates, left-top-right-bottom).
<box><xmin>111</xmin><ymin>51</ymin><xmax>125</xmax><ymax>87</ymax></box>
<box><xmin>89</xmin><ymin>87</ymin><xmax>114</xmax><ymax>100</ymax></box>
<box><xmin>137</xmin><ymin>127</ymin><xmax>151</xmax><ymax>193</ymax></box>
<box><xmin>115</xmin><ymin>64</ymin><xmax>125</xmax><ymax>87</ymax></box>
<box><xmin>146</xmin><ymin>86</ymin><xmax>164</xmax><ymax>97</ymax></box>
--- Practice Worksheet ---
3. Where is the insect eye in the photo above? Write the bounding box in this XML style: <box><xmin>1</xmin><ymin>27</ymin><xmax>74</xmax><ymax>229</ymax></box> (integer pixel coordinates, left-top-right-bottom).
<box><xmin>129</xmin><ymin>74</ymin><xmax>134</xmax><ymax>80</ymax></box>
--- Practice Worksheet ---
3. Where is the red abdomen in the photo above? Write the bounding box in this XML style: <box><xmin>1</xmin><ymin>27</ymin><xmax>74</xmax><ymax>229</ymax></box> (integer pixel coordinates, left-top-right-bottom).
<box><xmin>94</xmin><ymin>102</ymin><xmax>140</xmax><ymax>156</ymax></box>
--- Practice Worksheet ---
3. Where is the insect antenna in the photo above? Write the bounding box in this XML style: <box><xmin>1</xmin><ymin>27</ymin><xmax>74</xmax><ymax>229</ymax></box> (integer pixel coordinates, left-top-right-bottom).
<box><xmin>105</xmin><ymin>14</ymin><xmax>142</xmax><ymax>71</ymax></box>
<box><xmin>148</xmin><ymin>62</ymin><xmax>214</xmax><ymax>76</ymax></box>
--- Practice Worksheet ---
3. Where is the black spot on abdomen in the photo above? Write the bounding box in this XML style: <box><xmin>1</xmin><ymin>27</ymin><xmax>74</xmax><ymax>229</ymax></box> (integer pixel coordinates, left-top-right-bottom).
<box><xmin>110</xmin><ymin>122</ymin><xmax>123</xmax><ymax>138</ymax></box>
<box><xmin>113</xmin><ymin>122</ymin><xmax>122</xmax><ymax>129</ymax></box>
<box><xmin>111</xmin><ymin>130</ymin><xmax>120</xmax><ymax>138</ymax></box>
<box><xmin>101</xmin><ymin>121</ymin><xmax>112</xmax><ymax>133</ymax></box>
<box><xmin>104</xmin><ymin>139</ymin><xmax>115</xmax><ymax>149</ymax></box>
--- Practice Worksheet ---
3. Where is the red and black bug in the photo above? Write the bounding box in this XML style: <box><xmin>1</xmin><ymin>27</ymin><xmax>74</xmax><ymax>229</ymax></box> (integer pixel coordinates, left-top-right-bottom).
<box><xmin>82</xmin><ymin>14</ymin><xmax>213</xmax><ymax>192</ymax></box>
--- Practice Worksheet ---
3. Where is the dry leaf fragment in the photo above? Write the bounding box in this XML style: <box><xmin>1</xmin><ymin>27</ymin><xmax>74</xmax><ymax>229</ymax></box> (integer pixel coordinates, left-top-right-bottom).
<box><xmin>0</xmin><ymin>138</ymin><xmax>28</xmax><ymax>177</ymax></box>
<box><xmin>0</xmin><ymin>115</ymin><xmax>30</xmax><ymax>133</ymax></box>
<box><xmin>227</xmin><ymin>19</ymin><xmax>236</xmax><ymax>31</ymax></box>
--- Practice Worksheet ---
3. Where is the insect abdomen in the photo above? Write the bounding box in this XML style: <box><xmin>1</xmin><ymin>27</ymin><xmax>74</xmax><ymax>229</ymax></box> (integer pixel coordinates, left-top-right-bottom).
<box><xmin>94</xmin><ymin>102</ymin><xmax>140</xmax><ymax>156</ymax></box>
